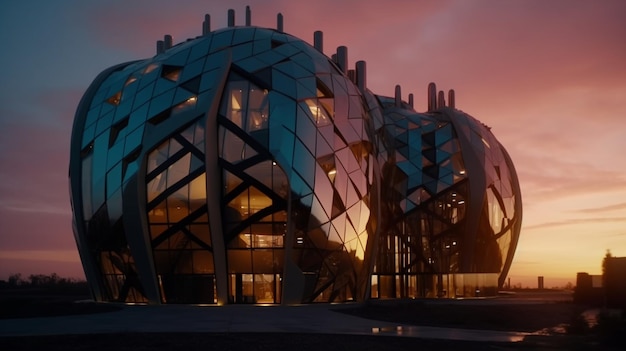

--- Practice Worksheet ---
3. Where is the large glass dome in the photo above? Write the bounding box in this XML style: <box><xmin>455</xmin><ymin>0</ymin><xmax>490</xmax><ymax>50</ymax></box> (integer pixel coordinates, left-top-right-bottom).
<box><xmin>69</xmin><ymin>11</ymin><xmax>521</xmax><ymax>304</ymax></box>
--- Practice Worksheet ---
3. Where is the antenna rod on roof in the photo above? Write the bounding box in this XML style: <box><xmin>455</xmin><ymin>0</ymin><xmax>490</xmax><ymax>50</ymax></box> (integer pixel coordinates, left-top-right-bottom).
<box><xmin>428</xmin><ymin>82</ymin><xmax>437</xmax><ymax>111</ymax></box>
<box><xmin>164</xmin><ymin>35</ymin><xmax>173</xmax><ymax>50</ymax></box>
<box><xmin>277</xmin><ymin>13</ymin><xmax>284</xmax><ymax>32</ymax></box>
<box><xmin>314</xmin><ymin>31</ymin><xmax>323</xmax><ymax>52</ymax></box>
<box><xmin>337</xmin><ymin>46</ymin><xmax>348</xmax><ymax>74</ymax></box>
<box><xmin>202</xmin><ymin>14</ymin><xmax>211</xmax><ymax>35</ymax></box>
<box><xmin>448</xmin><ymin>89</ymin><xmax>456</xmax><ymax>109</ymax></box>
<box><xmin>438</xmin><ymin>90</ymin><xmax>446</xmax><ymax>108</ymax></box>
<box><xmin>356</xmin><ymin>60</ymin><xmax>367</xmax><ymax>92</ymax></box>
<box><xmin>395</xmin><ymin>85</ymin><xmax>402</xmax><ymax>107</ymax></box>
<box><xmin>228</xmin><ymin>9</ymin><xmax>235</xmax><ymax>27</ymax></box>
<box><xmin>156</xmin><ymin>40</ymin><xmax>164</xmax><ymax>54</ymax></box>
<box><xmin>408</xmin><ymin>93</ymin><xmax>414</xmax><ymax>108</ymax></box>
<box><xmin>246</xmin><ymin>6</ymin><xmax>251</xmax><ymax>26</ymax></box>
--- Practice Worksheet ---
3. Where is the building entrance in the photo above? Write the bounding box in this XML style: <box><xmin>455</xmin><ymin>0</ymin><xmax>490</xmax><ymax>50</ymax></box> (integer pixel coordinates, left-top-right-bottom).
<box><xmin>230</xmin><ymin>273</ymin><xmax>281</xmax><ymax>304</ymax></box>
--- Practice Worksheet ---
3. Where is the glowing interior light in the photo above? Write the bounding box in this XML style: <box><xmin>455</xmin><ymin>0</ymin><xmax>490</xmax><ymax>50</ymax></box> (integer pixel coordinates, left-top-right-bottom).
<box><xmin>231</xmin><ymin>93</ymin><xmax>241</xmax><ymax>110</ymax></box>
<box><xmin>328</xmin><ymin>169</ymin><xmax>337</xmax><ymax>176</ymax></box>
<box><xmin>305</xmin><ymin>99</ymin><xmax>328</xmax><ymax>124</ymax></box>
<box><xmin>125</xmin><ymin>76</ymin><xmax>137</xmax><ymax>86</ymax></box>
<box><xmin>143</xmin><ymin>63</ymin><xmax>159</xmax><ymax>74</ymax></box>
<box><xmin>459</xmin><ymin>170</ymin><xmax>466</xmax><ymax>175</ymax></box>
<box><xmin>457</xmin><ymin>200</ymin><xmax>465</xmax><ymax>205</ymax></box>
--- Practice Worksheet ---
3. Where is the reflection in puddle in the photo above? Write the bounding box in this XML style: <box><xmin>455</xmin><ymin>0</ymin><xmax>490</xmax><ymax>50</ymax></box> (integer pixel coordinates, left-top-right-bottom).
<box><xmin>371</xmin><ymin>325</ymin><xmax>528</xmax><ymax>342</ymax></box>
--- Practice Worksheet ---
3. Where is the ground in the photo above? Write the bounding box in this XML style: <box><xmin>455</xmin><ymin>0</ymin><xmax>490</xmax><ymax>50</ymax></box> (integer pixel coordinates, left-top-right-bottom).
<box><xmin>0</xmin><ymin>289</ymin><xmax>623</xmax><ymax>350</ymax></box>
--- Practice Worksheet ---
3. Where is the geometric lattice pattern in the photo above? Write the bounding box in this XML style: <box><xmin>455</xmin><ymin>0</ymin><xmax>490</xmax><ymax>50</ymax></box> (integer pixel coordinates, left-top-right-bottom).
<box><xmin>69</xmin><ymin>12</ymin><xmax>521</xmax><ymax>304</ymax></box>
<box><xmin>369</xmin><ymin>94</ymin><xmax>522</xmax><ymax>299</ymax></box>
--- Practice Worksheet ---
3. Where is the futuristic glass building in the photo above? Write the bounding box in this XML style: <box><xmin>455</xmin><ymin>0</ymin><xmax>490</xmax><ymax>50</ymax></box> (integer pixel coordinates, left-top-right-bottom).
<box><xmin>69</xmin><ymin>8</ymin><xmax>521</xmax><ymax>304</ymax></box>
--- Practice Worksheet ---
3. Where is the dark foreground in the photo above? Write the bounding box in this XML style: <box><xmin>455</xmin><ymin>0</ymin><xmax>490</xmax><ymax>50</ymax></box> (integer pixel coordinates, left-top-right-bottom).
<box><xmin>0</xmin><ymin>332</ymin><xmax>617</xmax><ymax>351</ymax></box>
<box><xmin>0</xmin><ymin>289</ymin><xmax>623</xmax><ymax>350</ymax></box>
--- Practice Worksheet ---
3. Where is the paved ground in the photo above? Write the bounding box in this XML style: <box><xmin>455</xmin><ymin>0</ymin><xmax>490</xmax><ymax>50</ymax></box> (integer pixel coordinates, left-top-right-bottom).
<box><xmin>0</xmin><ymin>301</ymin><xmax>533</xmax><ymax>342</ymax></box>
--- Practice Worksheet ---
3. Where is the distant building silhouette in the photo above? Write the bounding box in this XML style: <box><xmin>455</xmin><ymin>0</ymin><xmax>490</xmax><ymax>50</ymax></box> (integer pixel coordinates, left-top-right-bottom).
<box><xmin>604</xmin><ymin>256</ymin><xmax>626</xmax><ymax>309</ymax></box>
<box><xmin>575</xmin><ymin>256</ymin><xmax>626</xmax><ymax>309</ymax></box>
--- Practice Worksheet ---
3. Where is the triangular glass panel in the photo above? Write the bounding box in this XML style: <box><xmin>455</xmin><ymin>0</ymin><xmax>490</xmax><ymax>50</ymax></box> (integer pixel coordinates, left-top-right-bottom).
<box><xmin>180</xmin><ymin>76</ymin><xmax>201</xmax><ymax>94</ymax></box>
<box><xmin>106</xmin><ymin>91</ymin><xmax>122</xmax><ymax>106</ymax></box>
<box><xmin>161</xmin><ymin>65</ymin><xmax>183</xmax><ymax>82</ymax></box>
<box><xmin>316</xmin><ymin>76</ymin><xmax>334</xmax><ymax>98</ymax></box>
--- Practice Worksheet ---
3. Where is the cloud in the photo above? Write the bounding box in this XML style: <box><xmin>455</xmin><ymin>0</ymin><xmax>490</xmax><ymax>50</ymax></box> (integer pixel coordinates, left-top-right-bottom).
<box><xmin>0</xmin><ymin>201</ymin><xmax>71</xmax><ymax>216</ymax></box>
<box><xmin>524</xmin><ymin>217</ymin><xmax>626</xmax><ymax>231</ymax></box>
<box><xmin>575</xmin><ymin>202</ymin><xmax>626</xmax><ymax>214</ymax></box>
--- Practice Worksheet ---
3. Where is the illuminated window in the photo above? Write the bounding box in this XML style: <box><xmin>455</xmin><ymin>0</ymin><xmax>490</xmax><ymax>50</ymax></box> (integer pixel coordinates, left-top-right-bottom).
<box><xmin>106</xmin><ymin>91</ymin><xmax>122</xmax><ymax>106</ymax></box>
<box><xmin>220</xmin><ymin>77</ymin><xmax>269</xmax><ymax>132</ymax></box>
<box><xmin>161</xmin><ymin>65</ymin><xmax>183</xmax><ymax>82</ymax></box>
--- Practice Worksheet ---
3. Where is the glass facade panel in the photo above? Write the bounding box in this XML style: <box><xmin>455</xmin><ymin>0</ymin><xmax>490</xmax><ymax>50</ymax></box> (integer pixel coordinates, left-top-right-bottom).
<box><xmin>71</xmin><ymin>22</ymin><xmax>520</xmax><ymax>306</ymax></box>
<box><xmin>166</xmin><ymin>153</ymin><xmax>191</xmax><ymax>187</ymax></box>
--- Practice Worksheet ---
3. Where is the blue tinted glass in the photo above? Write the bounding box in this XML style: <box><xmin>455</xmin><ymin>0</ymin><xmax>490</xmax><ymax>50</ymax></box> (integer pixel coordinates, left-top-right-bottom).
<box><xmin>133</xmin><ymin>82</ymin><xmax>156</xmax><ymax>110</ymax></box>
<box><xmin>91</xmin><ymin>88</ymin><xmax>109</xmax><ymax>109</ymax></box>
<box><xmin>293</xmin><ymin>138</ymin><xmax>316</xmax><ymax>188</ymax></box>
<box><xmin>148</xmin><ymin>89</ymin><xmax>176</xmax><ymax>117</ymax></box>
<box><xmin>296</xmin><ymin>106</ymin><xmax>317</xmax><ymax>148</ymax></box>
<box><xmin>271</xmin><ymin>69</ymin><xmax>296</xmax><ymax>98</ymax></box>
<box><xmin>198</xmin><ymin>69</ymin><xmax>221</xmax><ymax>93</ymax></box>
<box><xmin>268</xmin><ymin>92</ymin><xmax>296</xmax><ymax>132</ymax></box>
<box><xmin>188</xmin><ymin>37</ymin><xmax>211</xmax><ymax>63</ymax></box>
<box><xmin>95</xmin><ymin>112</ymin><xmax>113</xmax><ymax>136</ymax></box>
<box><xmin>107</xmin><ymin>141</ymin><xmax>125</xmax><ymax>169</ymax></box>
<box><xmin>85</xmin><ymin>105</ymin><xmax>101</xmax><ymax>127</ymax></box>
<box><xmin>233</xmin><ymin>27</ymin><xmax>255</xmax><ymax>45</ymax></box>
<box><xmin>210</xmin><ymin>29</ymin><xmax>234</xmax><ymax>52</ymax></box>
<box><xmin>274</xmin><ymin>43</ymin><xmax>300</xmax><ymax>58</ymax></box>
<box><xmin>252</xmin><ymin>38</ymin><xmax>271</xmax><ymax>55</ymax></box>
<box><xmin>180</xmin><ymin>58</ymin><xmax>204</xmax><ymax>82</ymax></box>
<box><xmin>269</xmin><ymin>129</ymin><xmax>294</xmax><ymax>167</ymax></box>
<box><xmin>106</xmin><ymin>162</ymin><xmax>123</xmax><ymax>198</ymax></box>
<box><xmin>295</xmin><ymin>76</ymin><xmax>316</xmax><ymax>99</ymax></box>
<box><xmin>123</xmin><ymin>161</ymin><xmax>138</xmax><ymax>184</ymax></box>
<box><xmin>128</xmin><ymin>103</ymin><xmax>148</xmax><ymax>130</ymax></box>
<box><xmin>82</xmin><ymin>124</ymin><xmax>96</xmax><ymax>149</ymax></box>
<box><xmin>107</xmin><ymin>188</ymin><xmax>123</xmax><ymax>225</ymax></box>
<box><xmin>289</xmin><ymin>171</ymin><xmax>312</xmax><ymax>198</ymax></box>
<box><xmin>257</xmin><ymin>50</ymin><xmax>286</xmax><ymax>66</ymax></box>
<box><xmin>124</xmin><ymin>126</ymin><xmax>144</xmax><ymax>156</ymax></box>
<box><xmin>232</xmin><ymin>43</ymin><xmax>254</xmax><ymax>62</ymax></box>
<box><xmin>153</xmin><ymin>78</ymin><xmax>177</xmax><ymax>96</ymax></box>
<box><xmin>92</xmin><ymin>133</ymin><xmax>109</xmax><ymax>185</ymax></box>
<box><xmin>173</xmin><ymin>87</ymin><xmax>195</xmax><ymax>105</ymax></box>
<box><xmin>81</xmin><ymin>154</ymin><xmax>93</xmax><ymax>218</ymax></box>
<box><xmin>114</xmin><ymin>100</ymin><xmax>132</xmax><ymax>123</ymax></box>
<box><xmin>234</xmin><ymin>56</ymin><xmax>267</xmax><ymax>72</ymax></box>
<box><xmin>165</xmin><ymin>48</ymin><xmax>190</xmax><ymax>66</ymax></box>
<box><xmin>91</xmin><ymin>176</ymin><xmax>105</xmax><ymax>215</ymax></box>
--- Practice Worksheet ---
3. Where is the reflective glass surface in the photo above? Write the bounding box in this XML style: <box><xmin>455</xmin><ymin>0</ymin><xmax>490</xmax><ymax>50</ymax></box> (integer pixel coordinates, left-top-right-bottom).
<box><xmin>70</xmin><ymin>22</ymin><xmax>520</xmax><ymax>305</ymax></box>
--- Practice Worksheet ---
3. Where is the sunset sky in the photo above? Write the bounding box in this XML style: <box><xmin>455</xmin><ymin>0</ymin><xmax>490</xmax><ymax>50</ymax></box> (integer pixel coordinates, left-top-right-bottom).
<box><xmin>1</xmin><ymin>0</ymin><xmax>624</xmax><ymax>288</ymax></box>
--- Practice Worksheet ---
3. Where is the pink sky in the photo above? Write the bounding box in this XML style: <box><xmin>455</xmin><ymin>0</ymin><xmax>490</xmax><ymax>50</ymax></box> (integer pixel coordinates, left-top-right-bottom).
<box><xmin>1</xmin><ymin>0</ymin><xmax>625</xmax><ymax>288</ymax></box>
